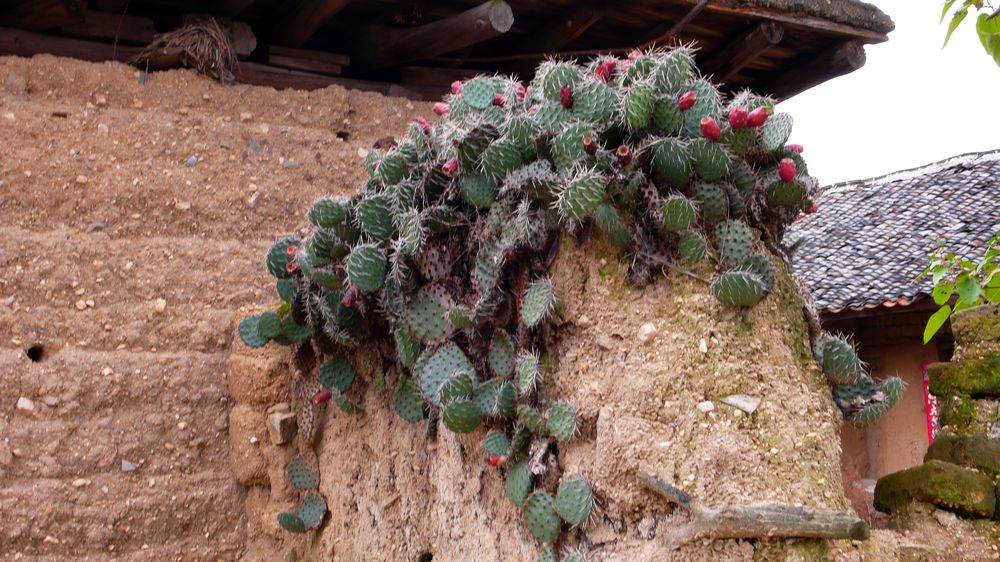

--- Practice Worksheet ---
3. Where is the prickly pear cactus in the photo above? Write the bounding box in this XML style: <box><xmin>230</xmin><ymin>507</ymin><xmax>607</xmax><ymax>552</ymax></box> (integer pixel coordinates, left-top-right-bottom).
<box><xmin>818</xmin><ymin>332</ymin><xmax>904</xmax><ymax>426</ymax></box>
<box><xmin>238</xmin><ymin>46</ymin><xmax>900</xmax><ymax>554</ymax></box>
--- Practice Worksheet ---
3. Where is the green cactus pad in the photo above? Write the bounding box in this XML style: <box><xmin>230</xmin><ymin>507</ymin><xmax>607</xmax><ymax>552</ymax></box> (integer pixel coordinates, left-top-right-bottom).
<box><xmin>484</xmin><ymin>429</ymin><xmax>510</xmax><ymax>457</ymax></box>
<box><xmin>356</xmin><ymin>193</ymin><xmax>397</xmax><ymax>241</ymax></box>
<box><xmin>440</xmin><ymin>371</ymin><xmax>476</xmax><ymax>404</ymax></box>
<box><xmin>691</xmin><ymin>181</ymin><xmax>728</xmax><ymax>223</ymax></box>
<box><xmin>688</xmin><ymin>138</ymin><xmax>730</xmax><ymax>181</ymax></box>
<box><xmin>443</xmin><ymin>400</ymin><xmax>483</xmax><ymax>433</ymax></box>
<box><xmin>677</xmin><ymin>231</ymin><xmax>708</xmax><ymax>262</ymax></box>
<box><xmin>238</xmin><ymin>315</ymin><xmax>268</xmax><ymax>348</ymax></box>
<box><xmin>737</xmin><ymin>252</ymin><xmax>774</xmax><ymax>289</ymax></box>
<box><xmin>395</xmin><ymin>209</ymin><xmax>425</xmax><ymax>258</ymax></box>
<box><xmin>652</xmin><ymin>98</ymin><xmax>683</xmax><ymax>134</ymax></box>
<box><xmin>406</xmin><ymin>284</ymin><xmax>452</xmax><ymax>342</ymax></box>
<box><xmin>276</xmin><ymin>278</ymin><xmax>296</xmax><ymax>303</ymax></box>
<box><xmin>540</xmin><ymin>63</ymin><xmax>583</xmax><ymax>100</ymax></box>
<box><xmin>257</xmin><ymin>311</ymin><xmax>282</xmax><ymax>340</ymax></box>
<box><xmin>815</xmin><ymin>335</ymin><xmax>864</xmax><ymax>385</ymax></box>
<box><xmin>488</xmin><ymin>330</ymin><xmax>516</xmax><ymax>378</ymax></box>
<box><xmin>419</xmin><ymin>343</ymin><xmax>474</xmax><ymax>406</ymax></box>
<box><xmin>722</xmin><ymin>181</ymin><xmax>746</xmax><ymax>219</ymax></box>
<box><xmin>506</xmin><ymin>460</ymin><xmax>532</xmax><ymax>506</ymax></box>
<box><xmin>721</xmin><ymin>126</ymin><xmax>757</xmax><ymax>157</ymax></box>
<box><xmin>462</xmin><ymin>77</ymin><xmax>496</xmax><ymax>110</ymax></box>
<box><xmin>729</xmin><ymin>159</ymin><xmax>756</xmax><ymax>196</ymax></box>
<box><xmin>516</xmin><ymin>350</ymin><xmax>542</xmax><ymax>395</ymax></box>
<box><xmin>553</xmin><ymin>475</ymin><xmax>594</xmax><ymax>526</ymax></box>
<box><xmin>287</xmin><ymin>456</ymin><xmax>319</xmax><ymax>490</ymax></box>
<box><xmin>711</xmin><ymin>270</ymin><xmax>767</xmax><ymax>307</ymax></box>
<box><xmin>522</xmin><ymin>277</ymin><xmax>557</xmax><ymax>328</ymax></box>
<box><xmin>662</xmin><ymin>195</ymin><xmax>697</xmax><ymax>232</ymax></box>
<box><xmin>534</xmin><ymin>102</ymin><xmax>573</xmax><ymax>133</ymax></box>
<box><xmin>538</xmin><ymin>547</ymin><xmax>557</xmax><ymax>562</ymax></box>
<box><xmin>624</xmin><ymin>81</ymin><xmax>655</xmax><ymax>130</ymax></box>
<box><xmin>449</xmin><ymin>306</ymin><xmax>475</xmax><ymax>329</ymax></box>
<box><xmin>551</xmin><ymin>123</ymin><xmax>593</xmax><ymax>173</ymax></box>
<box><xmin>765</xmin><ymin>179</ymin><xmax>807</xmax><ymax>208</ymax></box>
<box><xmin>472</xmin><ymin>378</ymin><xmax>503</xmax><ymax>416</ymax></box>
<box><xmin>335</xmin><ymin>394</ymin><xmax>362</xmax><ymax>413</ymax></box>
<box><xmin>266</xmin><ymin>237</ymin><xmax>300</xmax><ymax>279</ymax></box>
<box><xmin>511</xmin><ymin>424</ymin><xmax>532</xmax><ymax>454</ymax></box>
<box><xmin>497</xmin><ymin>381</ymin><xmax>517</xmax><ymax>418</ymax></box>
<box><xmin>319</xmin><ymin>356</ymin><xmax>356</xmax><ymax>394</ymax></box>
<box><xmin>622</xmin><ymin>54</ymin><xmax>656</xmax><ymax>86</ymax></box>
<box><xmin>653</xmin><ymin>48</ymin><xmax>693</xmax><ymax>93</ymax></box>
<box><xmin>681</xmin><ymin>79</ymin><xmax>721</xmax><ymax>138</ymax></box>
<box><xmin>593</xmin><ymin>203</ymin><xmax>630</xmax><ymax>248</ymax></box>
<box><xmin>713</xmin><ymin>219</ymin><xmax>753</xmax><ymax>266</ymax></box>
<box><xmin>281</xmin><ymin>315</ymin><xmax>311</xmax><ymax>343</ymax></box>
<box><xmin>650</xmin><ymin>139</ymin><xmax>691</xmax><ymax>188</ymax></box>
<box><xmin>556</xmin><ymin>170</ymin><xmax>606</xmax><ymax>221</ymax></box>
<box><xmin>546</xmin><ymin>402</ymin><xmax>577</xmax><ymax>442</ymax></box>
<box><xmin>393</xmin><ymin>377</ymin><xmax>424</xmax><ymax>423</ymax></box>
<box><xmin>483</xmin><ymin>139</ymin><xmax>525</xmax><ymax>180</ymax></box>
<box><xmin>345</xmin><ymin>244</ymin><xmax>386</xmax><ymax>294</ymax></box>
<box><xmin>376</xmin><ymin>149</ymin><xmax>412</xmax><ymax>186</ymax></box>
<box><xmin>460</xmin><ymin>173</ymin><xmax>498</xmax><ymax>209</ymax></box>
<box><xmin>305</xmin><ymin>229</ymin><xmax>343</xmax><ymax>267</ymax></box>
<box><xmin>309</xmin><ymin>197</ymin><xmax>351</xmax><ymax>229</ymax></box>
<box><xmin>458</xmin><ymin>132</ymin><xmax>489</xmax><ymax>170</ymax></box>
<box><xmin>848</xmin><ymin>400</ymin><xmax>892</xmax><ymax>427</ymax></box>
<box><xmin>572</xmin><ymin>80</ymin><xmax>617</xmax><ymax>123</ymax></box>
<box><xmin>525</xmin><ymin>491</ymin><xmax>562</xmax><ymax>545</ymax></box>
<box><xmin>277</xmin><ymin>512</ymin><xmax>306</xmax><ymax>533</ymax></box>
<box><xmin>518</xmin><ymin>404</ymin><xmax>545</xmax><ymax>434</ymax></box>
<box><xmin>298</xmin><ymin>491</ymin><xmax>327</xmax><ymax>530</ymax></box>
<box><xmin>761</xmin><ymin>112</ymin><xmax>793</xmax><ymax>152</ymax></box>
<box><xmin>507</xmin><ymin>115</ymin><xmax>541</xmax><ymax>151</ymax></box>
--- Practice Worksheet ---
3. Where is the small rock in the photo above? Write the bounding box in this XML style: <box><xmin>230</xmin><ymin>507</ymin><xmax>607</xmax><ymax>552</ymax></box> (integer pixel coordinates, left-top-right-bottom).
<box><xmin>175</xmin><ymin>201</ymin><xmax>191</xmax><ymax>211</ymax></box>
<box><xmin>720</xmin><ymin>394</ymin><xmax>761</xmax><ymax>414</ymax></box>
<box><xmin>95</xmin><ymin>94</ymin><xmax>107</xmax><ymax>106</ymax></box>
<box><xmin>121</xmin><ymin>460</ymin><xmax>137</xmax><ymax>473</ymax></box>
<box><xmin>177</xmin><ymin>421</ymin><xmax>187</xmax><ymax>430</ymax></box>
<box><xmin>268</xmin><ymin>411</ymin><xmax>297</xmax><ymax>445</ymax></box>
<box><xmin>249</xmin><ymin>435</ymin><xmax>259</xmax><ymax>445</ymax></box>
<box><xmin>185</xmin><ymin>155</ymin><xmax>198</xmax><ymax>167</ymax></box>
<box><xmin>86</xmin><ymin>220</ymin><xmax>106</xmax><ymax>233</ymax></box>
<box><xmin>43</xmin><ymin>396</ymin><xmax>59</xmax><ymax>407</ymax></box>
<box><xmin>698</xmin><ymin>338</ymin><xmax>708</xmax><ymax>353</ymax></box>
<box><xmin>638</xmin><ymin>323</ymin><xmax>658</xmax><ymax>344</ymax></box>
<box><xmin>282</xmin><ymin>159</ymin><xmax>299</xmax><ymax>169</ymax></box>
<box><xmin>240</xmin><ymin>112</ymin><xmax>253</xmax><ymax>122</ymax></box>
<box><xmin>75</xmin><ymin>175</ymin><xmax>89</xmax><ymax>185</ymax></box>
<box><xmin>696</xmin><ymin>400</ymin><xmax>714</xmax><ymax>413</ymax></box>
<box><xmin>595</xmin><ymin>335</ymin><xmax>615</xmax><ymax>350</ymax></box>
<box><xmin>75</xmin><ymin>298</ymin><xmax>88</xmax><ymax>309</ymax></box>
<box><xmin>43</xmin><ymin>536</ymin><xmax>60</xmax><ymax>545</ymax></box>
<box><xmin>933</xmin><ymin>509</ymin><xmax>959</xmax><ymax>527</ymax></box>
<box><xmin>96</xmin><ymin>123</ymin><xmax>109</xmax><ymax>135</ymax></box>
<box><xmin>72</xmin><ymin>478</ymin><xmax>91</xmax><ymax>488</ymax></box>
<box><xmin>576</xmin><ymin>315</ymin><xmax>593</xmax><ymax>328</ymax></box>
<box><xmin>153</xmin><ymin>298</ymin><xmax>167</xmax><ymax>314</ymax></box>
<box><xmin>16</xmin><ymin>397</ymin><xmax>35</xmax><ymax>412</ymax></box>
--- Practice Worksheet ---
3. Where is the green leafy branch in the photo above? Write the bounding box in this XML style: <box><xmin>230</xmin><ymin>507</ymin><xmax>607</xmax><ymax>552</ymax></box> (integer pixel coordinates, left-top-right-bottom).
<box><xmin>941</xmin><ymin>1</ymin><xmax>1000</xmax><ymax>66</ymax></box>
<box><xmin>918</xmin><ymin>232</ymin><xmax>1000</xmax><ymax>343</ymax></box>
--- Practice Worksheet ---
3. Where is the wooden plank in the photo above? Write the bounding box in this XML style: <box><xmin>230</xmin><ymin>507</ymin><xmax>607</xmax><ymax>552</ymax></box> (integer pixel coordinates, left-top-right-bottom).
<box><xmin>267</xmin><ymin>54</ymin><xmax>341</xmax><ymax>76</ymax></box>
<box><xmin>519</xmin><ymin>6</ymin><xmax>603</xmax><ymax>53</ymax></box>
<box><xmin>353</xmin><ymin>0</ymin><xmax>514</xmax><ymax>69</ymax></box>
<box><xmin>676</xmin><ymin>0</ymin><xmax>889</xmax><ymax>43</ymax></box>
<box><xmin>236</xmin><ymin>62</ymin><xmax>432</xmax><ymax>98</ymax></box>
<box><xmin>0</xmin><ymin>26</ymin><xmax>139</xmax><ymax>62</ymax></box>
<box><xmin>60</xmin><ymin>9</ymin><xmax>157</xmax><ymax>45</ymax></box>
<box><xmin>0</xmin><ymin>0</ymin><xmax>85</xmax><ymax>31</ymax></box>
<box><xmin>700</xmin><ymin>22</ymin><xmax>784</xmax><ymax>84</ymax></box>
<box><xmin>769</xmin><ymin>40</ymin><xmax>867</xmax><ymax>100</ymax></box>
<box><xmin>400</xmin><ymin>66</ymin><xmax>487</xmax><ymax>87</ymax></box>
<box><xmin>269</xmin><ymin>45</ymin><xmax>349</xmax><ymax>67</ymax></box>
<box><xmin>272</xmin><ymin>0</ymin><xmax>353</xmax><ymax>48</ymax></box>
<box><xmin>215</xmin><ymin>0</ymin><xmax>257</xmax><ymax>17</ymax></box>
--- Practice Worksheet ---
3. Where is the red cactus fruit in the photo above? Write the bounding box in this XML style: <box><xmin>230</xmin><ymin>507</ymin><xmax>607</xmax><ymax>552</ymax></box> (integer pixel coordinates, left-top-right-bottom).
<box><xmin>700</xmin><ymin>116</ymin><xmax>721</xmax><ymax>142</ymax></box>
<box><xmin>342</xmin><ymin>285</ymin><xmax>358</xmax><ymax>308</ymax></box>
<box><xmin>502</xmin><ymin>246</ymin><xmax>518</xmax><ymax>261</ymax></box>
<box><xmin>594</xmin><ymin>60</ymin><xmax>616</xmax><ymax>82</ymax></box>
<box><xmin>442</xmin><ymin>159</ymin><xmax>459</xmax><ymax>175</ymax></box>
<box><xmin>786</xmin><ymin>143</ymin><xmax>804</xmax><ymax>154</ymax></box>
<box><xmin>583</xmin><ymin>133</ymin><xmax>597</xmax><ymax>156</ymax></box>
<box><xmin>313</xmin><ymin>389</ymin><xmax>332</xmax><ymax>404</ymax></box>
<box><xmin>487</xmin><ymin>454</ymin><xmax>507</xmax><ymax>467</ymax></box>
<box><xmin>806</xmin><ymin>202</ymin><xmax>818</xmax><ymax>214</ymax></box>
<box><xmin>560</xmin><ymin>85</ymin><xmax>574</xmax><ymax>109</ymax></box>
<box><xmin>728</xmin><ymin>106</ymin><xmax>748</xmax><ymax>129</ymax></box>
<box><xmin>616</xmin><ymin>144</ymin><xmax>633</xmax><ymax>166</ymax></box>
<box><xmin>678</xmin><ymin>91</ymin><xmax>697</xmax><ymax>111</ymax></box>
<box><xmin>432</xmin><ymin>102</ymin><xmax>449</xmax><ymax>116</ymax></box>
<box><xmin>747</xmin><ymin>106</ymin><xmax>770</xmax><ymax>128</ymax></box>
<box><xmin>493</xmin><ymin>93</ymin><xmax>506</xmax><ymax>107</ymax></box>
<box><xmin>778</xmin><ymin>158</ymin><xmax>797</xmax><ymax>182</ymax></box>
<box><xmin>451</xmin><ymin>80</ymin><xmax>463</xmax><ymax>95</ymax></box>
<box><xmin>415</xmin><ymin>116</ymin><xmax>430</xmax><ymax>133</ymax></box>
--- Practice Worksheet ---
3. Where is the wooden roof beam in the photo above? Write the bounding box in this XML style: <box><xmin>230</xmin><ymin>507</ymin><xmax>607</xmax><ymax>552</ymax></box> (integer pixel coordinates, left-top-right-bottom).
<box><xmin>272</xmin><ymin>0</ymin><xmax>353</xmax><ymax>48</ymax></box>
<box><xmin>353</xmin><ymin>0</ymin><xmax>514</xmax><ymax>70</ymax></box>
<box><xmin>701</xmin><ymin>22</ymin><xmax>784</xmax><ymax>84</ymax></box>
<box><xmin>0</xmin><ymin>0</ymin><xmax>84</xmax><ymax>31</ymax></box>
<box><xmin>769</xmin><ymin>40</ymin><xmax>866</xmax><ymax>100</ymax></box>
<box><xmin>520</xmin><ymin>6</ymin><xmax>603</xmax><ymax>54</ymax></box>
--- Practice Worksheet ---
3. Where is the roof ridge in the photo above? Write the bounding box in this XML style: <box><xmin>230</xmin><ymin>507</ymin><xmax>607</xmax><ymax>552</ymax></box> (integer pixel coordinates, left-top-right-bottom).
<box><xmin>822</xmin><ymin>149</ymin><xmax>1000</xmax><ymax>193</ymax></box>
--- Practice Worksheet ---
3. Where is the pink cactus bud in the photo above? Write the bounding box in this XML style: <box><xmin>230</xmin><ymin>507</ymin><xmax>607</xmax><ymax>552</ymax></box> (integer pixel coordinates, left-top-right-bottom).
<box><xmin>451</xmin><ymin>80</ymin><xmax>463</xmax><ymax>95</ymax></box>
<box><xmin>778</xmin><ymin>158</ymin><xmax>797</xmax><ymax>182</ymax></box>
<box><xmin>628</xmin><ymin>49</ymin><xmax>642</xmax><ymax>61</ymax></box>
<box><xmin>492</xmin><ymin>93</ymin><xmax>505</xmax><ymax>107</ymax></box>
<box><xmin>502</xmin><ymin>246</ymin><xmax>518</xmax><ymax>261</ymax></box>
<box><xmin>528</xmin><ymin>103</ymin><xmax>540</xmax><ymax>115</ymax></box>
<box><xmin>583</xmin><ymin>133</ymin><xmax>597</xmax><ymax>156</ymax></box>
<box><xmin>806</xmin><ymin>202</ymin><xmax>818</xmax><ymax>214</ymax></box>
<box><xmin>342</xmin><ymin>285</ymin><xmax>358</xmax><ymax>307</ymax></box>
<box><xmin>678</xmin><ymin>91</ymin><xmax>697</xmax><ymax>111</ymax></box>
<box><xmin>487</xmin><ymin>454</ymin><xmax>507</xmax><ymax>467</ymax></box>
<box><xmin>700</xmin><ymin>116</ymin><xmax>721</xmax><ymax>142</ymax></box>
<box><xmin>313</xmin><ymin>389</ymin><xmax>332</xmax><ymax>404</ymax></box>
<box><xmin>516</xmin><ymin>82</ymin><xmax>527</xmax><ymax>100</ymax></box>
<box><xmin>786</xmin><ymin>143</ymin><xmax>804</xmax><ymax>154</ymax></box>
<box><xmin>594</xmin><ymin>60</ymin><xmax>616</xmax><ymax>83</ymax></box>
<box><xmin>442</xmin><ymin>159</ymin><xmax>459</xmax><ymax>175</ymax></box>
<box><xmin>415</xmin><ymin>116</ymin><xmax>430</xmax><ymax>133</ymax></box>
<box><xmin>616</xmin><ymin>144</ymin><xmax>632</xmax><ymax>166</ymax></box>
<box><xmin>747</xmin><ymin>106</ymin><xmax>770</xmax><ymax>128</ymax></box>
<box><xmin>432</xmin><ymin>102</ymin><xmax>449</xmax><ymax>116</ymax></box>
<box><xmin>728</xmin><ymin>106</ymin><xmax>748</xmax><ymax>129</ymax></box>
<box><xmin>560</xmin><ymin>85</ymin><xmax>574</xmax><ymax>109</ymax></box>
<box><xmin>286</xmin><ymin>245</ymin><xmax>300</xmax><ymax>258</ymax></box>
<box><xmin>285</xmin><ymin>257</ymin><xmax>300</xmax><ymax>275</ymax></box>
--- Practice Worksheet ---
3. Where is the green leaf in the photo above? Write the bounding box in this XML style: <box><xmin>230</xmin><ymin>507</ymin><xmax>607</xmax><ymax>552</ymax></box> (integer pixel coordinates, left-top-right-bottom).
<box><xmin>924</xmin><ymin>305</ymin><xmax>952</xmax><ymax>344</ymax></box>
<box><xmin>941</xmin><ymin>0</ymin><xmax>959</xmax><ymax>23</ymax></box>
<box><xmin>977</xmin><ymin>12</ymin><xmax>1000</xmax><ymax>65</ymax></box>
<box><xmin>932</xmin><ymin>265</ymin><xmax>950</xmax><ymax>285</ymax></box>
<box><xmin>932</xmin><ymin>281</ymin><xmax>954</xmax><ymax>305</ymax></box>
<box><xmin>956</xmin><ymin>273</ymin><xmax>983</xmax><ymax>304</ymax></box>
<box><xmin>944</xmin><ymin>8</ymin><xmax>969</xmax><ymax>48</ymax></box>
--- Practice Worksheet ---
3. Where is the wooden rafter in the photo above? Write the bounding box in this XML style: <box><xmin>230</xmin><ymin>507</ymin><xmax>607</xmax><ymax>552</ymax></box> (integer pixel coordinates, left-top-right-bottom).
<box><xmin>686</xmin><ymin>0</ymin><xmax>889</xmax><ymax>43</ymax></box>
<box><xmin>272</xmin><ymin>0</ymin><xmax>353</xmax><ymax>48</ymax></box>
<box><xmin>0</xmin><ymin>0</ymin><xmax>85</xmax><ymax>31</ymax></box>
<box><xmin>60</xmin><ymin>10</ymin><xmax>157</xmax><ymax>45</ymax></box>
<box><xmin>519</xmin><ymin>6</ymin><xmax>603</xmax><ymax>54</ymax></box>
<box><xmin>701</xmin><ymin>22</ymin><xmax>784</xmax><ymax>84</ymax></box>
<box><xmin>769</xmin><ymin>40</ymin><xmax>867</xmax><ymax>100</ymax></box>
<box><xmin>353</xmin><ymin>0</ymin><xmax>514</xmax><ymax>70</ymax></box>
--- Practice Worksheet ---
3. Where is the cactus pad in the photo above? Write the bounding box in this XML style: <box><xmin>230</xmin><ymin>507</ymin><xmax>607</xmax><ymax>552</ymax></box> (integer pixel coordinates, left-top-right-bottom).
<box><xmin>419</xmin><ymin>343</ymin><xmax>474</xmax><ymax>406</ymax></box>
<box><xmin>737</xmin><ymin>252</ymin><xmax>775</xmax><ymax>289</ymax></box>
<box><xmin>484</xmin><ymin>429</ymin><xmax>510</xmax><ymax>457</ymax></box>
<box><xmin>689</xmin><ymin>138</ymin><xmax>730</xmax><ymax>181</ymax></box>
<box><xmin>440</xmin><ymin>371</ymin><xmax>476</xmax><ymax>404</ymax></box>
<box><xmin>287</xmin><ymin>456</ymin><xmax>319</xmax><ymax>490</ymax></box>
<box><xmin>815</xmin><ymin>334</ymin><xmax>864</xmax><ymax>385</ymax></box>
<box><xmin>277</xmin><ymin>512</ymin><xmax>306</xmax><ymax>533</ymax></box>
<box><xmin>462</xmin><ymin>77</ymin><xmax>495</xmax><ymax>110</ymax></box>
<box><xmin>546</xmin><ymin>402</ymin><xmax>577</xmax><ymax>442</ymax></box>
<box><xmin>517</xmin><ymin>404</ymin><xmax>545</xmax><ymax>434</ymax></box>
<box><xmin>482</xmin><ymin>139</ymin><xmax>525</xmax><ymax>180</ymax></box>
<box><xmin>319</xmin><ymin>356</ymin><xmax>356</xmax><ymax>394</ymax></box>
<box><xmin>650</xmin><ymin>138</ymin><xmax>691</xmax><ymax>188</ymax></box>
<box><xmin>406</xmin><ymin>284</ymin><xmax>453</xmax><ymax>342</ymax></box>
<box><xmin>394</xmin><ymin>325</ymin><xmax>421</xmax><ymax>368</ymax></box>
<box><xmin>556</xmin><ymin>170</ymin><xmax>606</xmax><ymax>221</ymax></box>
<box><xmin>443</xmin><ymin>400</ymin><xmax>483</xmax><ymax>433</ymax></box>
<box><xmin>506</xmin><ymin>460</ymin><xmax>532</xmax><ymax>506</ymax></box>
<box><xmin>761</xmin><ymin>112</ymin><xmax>793</xmax><ymax>151</ymax></box>
<box><xmin>238</xmin><ymin>315</ymin><xmax>268</xmax><ymax>348</ymax></box>
<box><xmin>572</xmin><ymin>80</ymin><xmax>617</xmax><ymax>123</ymax></box>
<box><xmin>516</xmin><ymin>350</ymin><xmax>542</xmax><ymax>395</ymax></box>
<box><xmin>691</xmin><ymin>181</ymin><xmax>728</xmax><ymax>223</ymax></box>
<box><xmin>346</xmin><ymin>244</ymin><xmax>386</xmax><ymax>294</ymax></box>
<box><xmin>624</xmin><ymin>81</ymin><xmax>656</xmax><ymax>130</ymax></box>
<box><xmin>662</xmin><ymin>195</ymin><xmax>697</xmax><ymax>232</ymax></box>
<box><xmin>713</xmin><ymin>219</ymin><xmax>753</xmax><ymax>266</ymax></box>
<box><xmin>460</xmin><ymin>173</ymin><xmax>498</xmax><ymax>209</ymax></box>
<box><xmin>266</xmin><ymin>237</ymin><xmax>300</xmax><ymax>279</ymax></box>
<box><xmin>309</xmin><ymin>197</ymin><xmax>351</xmax><ymax>229</ymax></box>
<box><xmin>393</xmin><ymin>377</ymin><xmax>424</xmax><ymax>423</ymax></box>
<box><xmin>711</xmin><ymin>270</ymin><xmax>767</xmax><ymax>307</ymax></box>
<box><xmin>653</xmin><ymin>48</ymin><xmax>693</xmax><ymax>92</ymax></box>
<box><xmin>497</xmin><ymin>381</ymin><xmax>517</xmax><ymax>418</ymax></box>
<box><xmin>298</xmin><ymin>491</ymin><xmax>327</xmax><ymax>530</ymax></box>
<box><xmin>525</xmin><ymin>491</ymin><xmax>562</xmax><ymax>544</ymax></box>
<box><xmin>553</xmin><ymin>475</ymin><xmax>594</xmax><ymax>526</ymax></box>
<box><xmin>677</xmin><ymin>231</ymin><xmax>708</xmax><ymax>262</ymax></box>
<box><xmin>488</xmin><ymin>330</ymin><xmax>516</xmax><ymax>378</ymax></box>
<box><xmin>765</xmin><ymin>179</ymin><xmax>806</xmax><ymax>208</ymax></box>
<box><xmin>521</xmin><ymin>277</ymin><xmax>557</xmax><ymax>328</ymax></box>
<box><xmin>540</xmin><ymin>63</ymin><xmax>583</xmax><ymax>100</ymax></box>
<box><xmin>356</xmin><ymin>193</ymin><xmax>396</xmax><ymax>241</ymax></box>
<box><xmin>652</xmin><ymin>98</ymin><xmax>683</xmax><ymax>134</ymax></box>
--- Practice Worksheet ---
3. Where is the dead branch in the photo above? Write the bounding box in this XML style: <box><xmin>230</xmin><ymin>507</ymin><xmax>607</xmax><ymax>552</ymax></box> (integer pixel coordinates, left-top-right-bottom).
<box><xmin>637</xmin><ymin>470</ymin><xmax>869</xmax><ymax>549</ymax></box>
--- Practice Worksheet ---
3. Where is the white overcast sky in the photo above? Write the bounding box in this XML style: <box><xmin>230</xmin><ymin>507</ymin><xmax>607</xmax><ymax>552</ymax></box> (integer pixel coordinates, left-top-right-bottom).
<box><xmin>777</xmin><ymin>0</ymin><xmax>1000</xmax><ymax>185</ymax></box>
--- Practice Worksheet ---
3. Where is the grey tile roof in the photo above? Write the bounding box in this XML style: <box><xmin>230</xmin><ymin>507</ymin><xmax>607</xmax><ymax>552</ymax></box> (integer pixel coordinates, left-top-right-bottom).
<box><xmin>784</xmin><ymin>150</ymin><xmax>1000</xmax><ymax>312</ymax></box>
